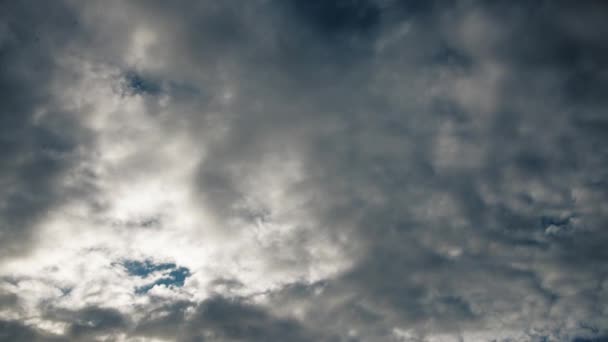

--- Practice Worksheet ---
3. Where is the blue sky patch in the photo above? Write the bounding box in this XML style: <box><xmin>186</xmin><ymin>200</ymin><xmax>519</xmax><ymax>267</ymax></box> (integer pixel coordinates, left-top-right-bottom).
<box><xmin>123</xmin><ymin>71</ymin><xmax>161</xmax><ymax>96</ymax></box>
<box><xmin>122</xmin><ymin>259</ymin><xmax>176</xmax><ymax>278</ymax></box>
<box><xmin>124</xmin><ymin>261</ymin><xmax>191</xmax><ymax>294</ymax></box>
<box><xmin>119</xmin><ymin>259</ymin><xmax>191</xmax><ymax>294</ymax></box>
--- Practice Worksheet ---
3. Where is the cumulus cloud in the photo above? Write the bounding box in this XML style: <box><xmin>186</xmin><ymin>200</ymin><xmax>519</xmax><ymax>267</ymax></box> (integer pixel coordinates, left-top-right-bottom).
<box><xmin>1</xmin><ymin>0</ymin><xmax>607</xmax><ymax>341</ymax></box>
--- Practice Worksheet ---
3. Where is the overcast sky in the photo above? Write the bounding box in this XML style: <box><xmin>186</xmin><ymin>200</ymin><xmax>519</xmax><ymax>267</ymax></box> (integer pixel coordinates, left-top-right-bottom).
<box><xmin>1</xmin><ymin>1</ymin><xmax>608</xmax><ymax>341</ymax></box>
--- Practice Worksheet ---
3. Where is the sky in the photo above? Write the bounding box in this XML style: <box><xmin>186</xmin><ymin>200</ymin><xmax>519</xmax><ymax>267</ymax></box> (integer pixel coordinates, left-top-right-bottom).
<box><xmin>1</xmin><ymin>1</ymin><xmax>608</xmax><ymax>341</ymax></box>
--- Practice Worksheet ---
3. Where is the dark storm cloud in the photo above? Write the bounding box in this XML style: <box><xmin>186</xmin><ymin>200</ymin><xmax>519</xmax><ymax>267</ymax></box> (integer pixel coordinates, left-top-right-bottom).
<box><xmin>0</xmin><ymin>1</ymin><xmax>89</xmax><ymax>259</ymax></box>
<box><xmin>0</xmin><ymin>292</ymin><xmax>18</xmax><ymax>310</ymax></box>
<box><xmin>5</xmin><ymin>296</ymin><xmax>318</xmax><ymax>341</ymax></box>
<box><xmin>64</xmin><ymin>307</ymin><xmax>129</xmax><ymax>339</ymax></box>
<box><xmin>24</xmin><ymin>306</ymin><xmax>131</xmax><ymax>341</ymax></box>
<box><xmin>574</xmin><ymin>337</ymin><xmax>608</xmax><ymax>342</ymax></box>
<box><xmin>1</xmin><ymin>0</ymin><xmax>608</xmax><ymax>341</ymax></box>
<box><xmin>171</xmin><ymin>0</ymin><xmax>608</xmax><ymax>339</ymax></box>
<box><xmin>178</xmin><ymin>296</ymin><xmax>320</xmax><ymax>342</ymax></box>
<box><xmin>0</xmin><ymin>320</ymin><xmax>65</xmax><ymax>342</ymax></box>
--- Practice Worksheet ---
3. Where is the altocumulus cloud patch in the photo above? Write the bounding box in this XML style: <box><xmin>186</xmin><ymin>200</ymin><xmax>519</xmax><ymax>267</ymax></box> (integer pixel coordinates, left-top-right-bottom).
<box><xmin>1</xmin><ymin>0</ymin><xmax>608</xmax><ymax>341</ymax></box>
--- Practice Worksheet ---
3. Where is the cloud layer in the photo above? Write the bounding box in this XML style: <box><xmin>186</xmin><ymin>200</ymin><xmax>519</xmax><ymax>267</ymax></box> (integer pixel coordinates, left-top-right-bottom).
<box><xmin>1</xmin><ymin>1</ymin><xmax>608</xmax><ymax>341</ymax></box>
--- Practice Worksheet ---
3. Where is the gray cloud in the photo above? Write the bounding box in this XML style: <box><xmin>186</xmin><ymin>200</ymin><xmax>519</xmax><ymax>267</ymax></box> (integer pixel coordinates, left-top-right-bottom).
<box><xmin>0</xmin><ymin>1</ymin><xmax>92</xmax><ymax>259</ymax></box>
<box><xmin>0</xmin><ymin>320</ymin><xmax>66</xmax><ymax>342</ymax></box>
<box><xmin>1</xmin><ymin>0</ymin><xmax>607</xmax><ymax>341</ymax></box>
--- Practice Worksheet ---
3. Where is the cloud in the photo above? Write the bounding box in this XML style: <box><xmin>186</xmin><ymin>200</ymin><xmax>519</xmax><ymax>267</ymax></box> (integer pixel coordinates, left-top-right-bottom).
<box><xmin>0</xmin><ymin>1</ymin><xmax>89</xmax><ymax>259</ymax></box>
<box><xmin>0</xmin><ymin>320</ymin><xmax>65</xmax><ymax>342</ymax></box>
<box><xmin>0</xmin><ymin>0</ymin><xmax>607</xmax><ymax>341</ymax></box>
